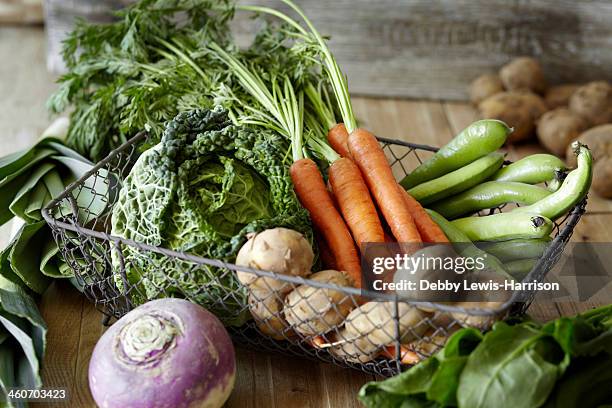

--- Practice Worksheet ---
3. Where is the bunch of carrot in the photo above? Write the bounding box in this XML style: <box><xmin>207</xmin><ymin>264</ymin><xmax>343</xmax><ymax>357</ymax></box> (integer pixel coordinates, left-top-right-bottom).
<box><xmin>291</xmin><ymin>123</ymin><xmax>449</xmax><ymax>289</ymax></box>
<box><xmin>219</xmin><ymin>0</ymin><xmax>448</xmax><ymax>290</ymax></box>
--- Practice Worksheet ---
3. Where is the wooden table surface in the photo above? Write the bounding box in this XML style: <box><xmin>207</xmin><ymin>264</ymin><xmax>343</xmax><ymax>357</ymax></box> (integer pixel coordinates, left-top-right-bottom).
<box><xmin>1</xmin><ymin>26</ymin><xmax>610</xmax><ymax>408</ymax></box>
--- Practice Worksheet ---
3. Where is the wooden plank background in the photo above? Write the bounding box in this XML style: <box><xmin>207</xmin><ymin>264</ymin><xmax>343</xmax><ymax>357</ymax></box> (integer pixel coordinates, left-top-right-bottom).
<box><xmin>1</xmin><ymin>25</ymin><xmax>610</xmax><ymax>408</ymax></box>
<box><xmin>43</xmin><ymin>0</ymin><xmax>612</xmax><ymax>99</ymax></box>
<box><xmin>0</xmin><ymin>0</ymin><xmax>42</xmax><ymax>24</ymax></box>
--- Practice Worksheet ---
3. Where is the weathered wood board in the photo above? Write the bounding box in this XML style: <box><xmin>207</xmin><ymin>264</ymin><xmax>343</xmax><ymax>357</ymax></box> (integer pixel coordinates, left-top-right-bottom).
<box><xmin>44</xmin><ymin>0</ymin><xmax>612</xmax><ymax>100</ymax></box>
<box><xmin>0</xmin><ymin>0</ymin><xmax>43</xmax><ymax>24</ymax></box>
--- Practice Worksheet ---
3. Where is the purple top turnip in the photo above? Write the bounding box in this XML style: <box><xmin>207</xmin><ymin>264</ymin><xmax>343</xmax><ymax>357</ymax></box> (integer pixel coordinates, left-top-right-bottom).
<box><xmin>89</xmin><ymin>298</ymin><xmax>235</xmax><ymax>408</ymax></box>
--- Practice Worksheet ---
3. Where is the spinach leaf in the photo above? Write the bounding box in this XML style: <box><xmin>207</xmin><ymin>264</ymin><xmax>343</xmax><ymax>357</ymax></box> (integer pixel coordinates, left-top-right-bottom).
<box><xmin>542</xmin><ymin>354</ymin><xmax>612</xmax><ymax>408</ymax></box>
<box><xmin>359</xmin><ymin>329</ymin><xmax>482</xmax><ymax>408</ymax></box>
<box><xmin>359</xmin><ymin>305</ymin><xmax>612</xmax><ymax>408</ymax></box>
<box><xmin>426</xmin><ymin>329</ymin><xmax>482</xmax><ymax>406</ymax></box>
<box><xmin>359</xmin><ymin>357</ymin><xmax>439</xmax><ymax>408</ymax></box>
<box><xmin>458</xmin><ymin>322</ymin><xmax>566</xmax><ymax>408</ymax></box>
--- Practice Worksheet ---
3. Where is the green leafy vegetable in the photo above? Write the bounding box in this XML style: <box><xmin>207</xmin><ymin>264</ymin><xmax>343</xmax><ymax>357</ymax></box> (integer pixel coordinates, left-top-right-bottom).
<box><xmin>359</xmin><ymin>305</ymin><xmax>612</xmax><ymax>408</ymax></box>
<box><xmin>111</xmin><ymin>107</ymin><xmax>311</xmax><ymax>325</ymax></box>
<box><xmin>47</xmin><ymin>0</ymin><xmax>237</xmax><ymax>161</ymax></box>
<box><xmin>457</xmin><ymin>323</ymin><xmax>566</xmax><ymax>408</ymax></box>
<box><xmin>0</xmin><ymin>276</ymin><xmax>47</xmax><ymax>407</ymax></box>
<box><xmin>0</xmin><ymin>126</ymin><xmax>108</xmax><ymax>290</ymax></box>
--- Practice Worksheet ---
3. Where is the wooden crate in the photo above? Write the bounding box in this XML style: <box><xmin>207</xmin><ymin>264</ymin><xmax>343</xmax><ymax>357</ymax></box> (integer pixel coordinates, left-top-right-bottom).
<box><xmin>0</xmin><ymin>0</ymin><xmax>43</xmax><ymax>23</ymax></box>
<box><xmin>44</xmin><ymin>0</ymin><xmax>612</xmax><ymax>100</ymax></box>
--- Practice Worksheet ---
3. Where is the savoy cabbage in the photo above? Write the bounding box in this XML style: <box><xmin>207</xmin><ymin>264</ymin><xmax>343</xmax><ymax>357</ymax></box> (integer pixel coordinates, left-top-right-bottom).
<box><xmin>111</xmin><ymin>107</ymin><xmax>311</xmax><ymax>325</ymax></box>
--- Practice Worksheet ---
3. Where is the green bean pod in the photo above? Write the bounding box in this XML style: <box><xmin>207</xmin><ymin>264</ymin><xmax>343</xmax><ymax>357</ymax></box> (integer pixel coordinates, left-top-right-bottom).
<box><xmin>400</xmin><ymin>120</ymin><xmax>510</xmax><ymax>189</ymax></box>
<box><xmin>427</xmin><ymin>210</ymin><xmax>512</xmax><ymax>279</ymax></box>
<box><xmin>408</xmin><ymin>152</ymin><xmax>505</xmax><ymax>205</ymax></box>
<box><xmin>477</xmin><ymin>238</ymin><xmax>551</xmax><ymax>262</ymax></box>
<box><xmin>513</xmin><ymin>142</ymin><xmax>592</xmax><ymax>220</ymax></box>
<box><xmin>451</xmin><ymin>212</ymin><xmax>553</xmax><ymax>242</ymax></box>
<box><xmin>431</xmin><ymin>181</ymin><xmax>552</xmax><ymax>219</ymax></box>
<box><xmin>491</xmin><ymin>153</ymin><xmax>567</xmax><ymax>191</ymax></box>
<box><xmin>504</xmin><ymin>258</ymin><xmax>538</xmax><ymax>280</ymax></box>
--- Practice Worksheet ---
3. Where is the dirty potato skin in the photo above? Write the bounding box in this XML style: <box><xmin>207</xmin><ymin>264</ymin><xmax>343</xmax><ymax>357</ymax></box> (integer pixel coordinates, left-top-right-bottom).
<box><xmin>469</xmin><ymin>73</ymin><xmax>504</xmax><ymax>105</ymax></box>
<box><xmin>569</xmin><ymin>81</ymin><xmax>612</xmax><ymax>126</ymax></box>
<box><xmin>499</xmin><ymin>57</ymin><xmax>546</xmax><ymax>94</ymax></box>
<box><xmin>567</xmin><ymin>124</ymin><xmax>612</xmax><ymax>198</ymax></box>
<box><xmin>537</xmin><ymin>108</ymin><xmax>587</xmax><ymax>156</ymax></box>
<box><xmin>544</xmin><ymin>84</ymin><xmax>580</xmax><ymax>109</ymax></box>
<box><xmin>479</xmin><ymin>91</ymin><xmax>547</xmax><ymax>143</ymax></box>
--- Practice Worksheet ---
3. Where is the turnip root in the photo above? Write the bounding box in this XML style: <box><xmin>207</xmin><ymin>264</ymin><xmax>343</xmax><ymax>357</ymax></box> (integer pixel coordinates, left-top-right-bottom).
<box><xmin>235</xmin><ymin>228</ymin><xmax>314</xmax><ymax>292</ymax></box>
<box><xmin>544</xmin><ymin>84</ymin><xmax>580</xmax><ymax>109</ymax></box>
<box><xmin>248</xmin><ymin>287</ymin><xmax>292</xmax><ymax>340</ymax></box>
<box><xmin>469</xmin><ymin>74</ymin><xmax>504</xmax><ymax>105</ymax></box>
<box><xmin>328</xmin><ymin>302</ymin><xmax>428</xmax><ymax>363</ymax></box>
<box><xmin>479</xmin><ymin>91</ymin><xmax>547</xmax><ymax>143</ymax></box>
<box><xmin>329</xmin><ymin>328</ymin><xmax>381</xmax><ymax>363</ymax></box>
<box><xmin>88</xmin><ymin>299</ymin><xmax>235</xmax><ymax>408</ymax></box>
<box><xmin>343</xmin><ymin>301</ymin><xmax>428</xmax><ymax>345</ymax></box>
<box><xmin>283</xmin><ymin>270</ymin><xmax>354</xmax><ymax>336</ymax></box>
<box><xmin>499</xmin><ymin>57</ymin><xmax>546</xmax><ymax>94</ymax></box>
<box><xmin>537</xmin><ymin>108</ymin><xmax>587</xmax><ymax>156</ymax></box>
<box><xmin>450</xmin><ymin>301</ymin><xmax>504</xmax><ymax>329</ymax></box>
<box><xmin>569</xmin><ymin>81</ymin><xmax>612</xmax><ymax>126</ymax></box>
<box><xmin>407</xmin><ymin>334</ymin><xmax>453</xmax><ymax>360</ymax></box>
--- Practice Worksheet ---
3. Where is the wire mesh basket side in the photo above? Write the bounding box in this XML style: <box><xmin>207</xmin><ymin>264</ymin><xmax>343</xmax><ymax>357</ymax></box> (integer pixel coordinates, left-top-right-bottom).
<box><xmin>42</xmin><ymin>133</ymin><xmax>586</xmax><ymax>377</ymax></box>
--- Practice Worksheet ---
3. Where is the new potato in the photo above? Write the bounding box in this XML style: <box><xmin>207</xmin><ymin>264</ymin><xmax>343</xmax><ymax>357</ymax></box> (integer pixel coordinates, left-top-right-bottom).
<box><xmin>566</xmin><ymin>124</ymin><xmax>612</xmax><ymax>198</ymax></box>
<box><xmin>499</xmin><ymin>57</ymin><xmax>546</xmax><ymax>94</ymax></box>
<box><xmin>537</xmin><ymin>108</ymin><xmax>587</xmax><ymax>156</ymax></box>
<box><xmin>544</xmin><ymin>84</ymin><xmax>580</xmax><ymax>109</ymax></box>
<box><xmin>569</xmin><ymin>81</ymin><xmax>612</xmax><ymax>126</ymax></box>
<box><xmin>469</xmin><ymin>74</ymin><xmax>504</xmax><ymax>105</ymax></box>
<box><xmin>479</xmin><ymin>91</ymin><xmax>547</xmax><ymax>142</ymax></box>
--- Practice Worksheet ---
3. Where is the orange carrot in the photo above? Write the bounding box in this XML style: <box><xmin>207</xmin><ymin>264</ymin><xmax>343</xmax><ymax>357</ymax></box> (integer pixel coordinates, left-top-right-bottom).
<box><xmin>327</xmin><ymin>123</ymin><xmax>352</xmax><ymax>158</ymax></box>
<box><xmin>399</xmin><ymin>186</ymin><xmax>449</xmax><ymax>244</ymax></box>
<box><xmin>315</xmin><ymin>232</ymin><xmax>338</xmax><ymax>270</ymax></box>
<box><xmin>329</xmin><ymin>157</ymin><xmax>385</xmax><ymax>247</ymax></box>
<box><xmin>291</xmin><ymin>158</ymin><xmax>362</xmax><ymax>287</ymax></box>
<box><xmin>348</xmin><ymin>129</ymin><xmax>422</xmax><ymax>244</ymax></box>
<box><xmin>384</xmin><ymin>231</ymin><xmax>395</xmax><ymax>243</ymax></box>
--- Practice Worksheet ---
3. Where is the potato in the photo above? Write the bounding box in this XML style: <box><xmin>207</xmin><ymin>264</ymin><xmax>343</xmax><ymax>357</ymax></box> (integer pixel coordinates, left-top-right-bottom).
<box><xmin>537</xmin><ymin>108</ymin><xmax>587</xmax><ymax>156</ymax></box>
<box><xmin>544</xmin><ymin>84</ymin><xmax>580</xmax><ymax>109</ymax></box>
<box><xmin>566</xmin><ymin>124</ymin><xmax>612</xmax><ymax>198</ymax></box>
<box><xmin>469</xmin><ymin>73</ymin><xmax>504</xmax><ymax>105</ymax></box>
<box><xmin>479</xmin><ymin>91</ymin><xmax>547</xmax><ymax>143</ymax></box>
<box><xmin>569</xmin><ymin>81</ymin><xmax>612</xmax><ymax>126</ymax></box>
<box><xmin>249</xmin><ymin>287</ymin><xmax>292</xmax><ymax>340</ymax></box>
<box><xmin>236</xmin><ymin>228</ymin><xmax>314</xmax><ymax>292</ymax></box>
<box><xmin>499</xmin><ymin>57</ymin><xmax>546</xmax><ymax>94</ymax></box>
<box><xmin>283</xmin><ymin>270</ymin><xmax>354</xmax><ymax>336</ymax></box>
<box><xmin>343</xmin><ymin>301</ymin><xmax>428</xmax><ymax>345</ymax></box>
<box><xmin>592</xmin><ymin>160</ymin><xmax>612</xmax><ymax>199</ymax></box>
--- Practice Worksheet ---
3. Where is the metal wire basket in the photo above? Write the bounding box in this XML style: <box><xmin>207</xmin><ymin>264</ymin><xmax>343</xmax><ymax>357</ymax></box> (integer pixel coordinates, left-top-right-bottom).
<box><xmin>42</xmin><ymin>132</ymin><xmax>586</xmax><ymax>377</ymax></box>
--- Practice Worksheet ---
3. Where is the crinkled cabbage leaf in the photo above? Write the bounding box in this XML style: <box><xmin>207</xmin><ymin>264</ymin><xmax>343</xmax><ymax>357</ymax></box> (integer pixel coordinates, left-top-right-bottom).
<box><xmin>111</xmin><ymin>107</ymin><xmax>311</xmax><ymax>325</ymax></box>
